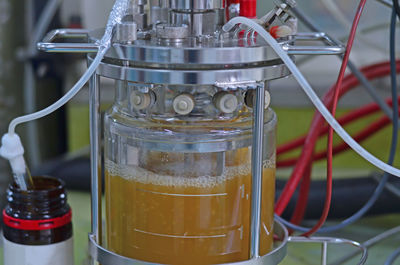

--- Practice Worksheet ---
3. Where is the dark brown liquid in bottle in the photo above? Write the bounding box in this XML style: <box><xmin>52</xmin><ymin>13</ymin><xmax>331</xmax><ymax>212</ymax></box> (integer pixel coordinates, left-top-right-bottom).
<box><xmin>3</xmin><ymin>176</ymin><xmax>72</xmax><ymax>245</ymax></box>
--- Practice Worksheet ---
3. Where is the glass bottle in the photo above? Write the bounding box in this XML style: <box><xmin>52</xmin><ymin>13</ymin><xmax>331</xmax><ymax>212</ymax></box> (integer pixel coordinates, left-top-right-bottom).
<box><xmin>2</xmin><ymin>176</ymin><xmax>74</xmax><ymax>265</ymax></box>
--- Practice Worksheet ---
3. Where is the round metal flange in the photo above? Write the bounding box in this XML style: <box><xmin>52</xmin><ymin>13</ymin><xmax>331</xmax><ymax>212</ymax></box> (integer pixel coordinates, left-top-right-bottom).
<box><xmin>89</xmin><ymin>29</ymin><xmax>291</xmax><ymax>65</ymax></box>
<box><xmin>88</xmin><ymin>220</ymin><xmax>288</xmax><ymax>265</ymax></box>
<box><xmin>91</xmin><ymin>57</ymin><xmax>290</xmax><ymax>85</ymax></box>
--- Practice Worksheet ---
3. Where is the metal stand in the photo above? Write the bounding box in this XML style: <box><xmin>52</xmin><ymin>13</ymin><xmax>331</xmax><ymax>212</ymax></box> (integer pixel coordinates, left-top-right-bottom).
<box><xmin>288</xmin><ymin>236</ymin><xmax>368</xmax><ymax>265</ymax></box>
<box><xmin>88</xmin><ymin>220</ymin><xmax>289</xmax><ymax>265</ymax></box>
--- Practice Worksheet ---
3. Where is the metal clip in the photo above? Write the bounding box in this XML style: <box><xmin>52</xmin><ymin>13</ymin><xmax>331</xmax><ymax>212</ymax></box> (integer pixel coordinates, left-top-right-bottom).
<box><xmin>37</xmin><ymin>28</ymin><xmax>99</xmax><ymax>53</ymax></box>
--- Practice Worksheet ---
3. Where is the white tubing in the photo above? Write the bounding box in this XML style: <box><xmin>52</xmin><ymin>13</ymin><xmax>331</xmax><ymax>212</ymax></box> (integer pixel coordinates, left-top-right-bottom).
<box><xmin>223</xmin><ymin>17</ymin><xmax>400</xmax><ymax>178</ymax></box>
<box><xmin>8</xmin><ymin>0</ymin><xmax>130</xmax><ymax>135</ymax></box>
<box><xmin>1</xmin><ymin>0</ymin><xmax>130</xmax><ymax>180</ymax></box>
<box><xmin>8</xmin><ymin>48</ymin><xmax>106</xmax><ymax>134</ymax></box>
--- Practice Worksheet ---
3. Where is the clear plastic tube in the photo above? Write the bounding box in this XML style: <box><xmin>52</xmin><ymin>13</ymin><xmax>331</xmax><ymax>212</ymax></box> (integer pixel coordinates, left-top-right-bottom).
<box><xmin>1</xmin><ymin>0</ymin><xmax>131</xmax><ymax>188</ymax></box>
<box><xmin>222</xmin><ymin>17</ymin><xmax>400</xmax><ymax>178</ymax></box>
<box><xmin>8</xmin><ymin>0</ymin><xmax>131</xmax><ymax>135</ymax></box>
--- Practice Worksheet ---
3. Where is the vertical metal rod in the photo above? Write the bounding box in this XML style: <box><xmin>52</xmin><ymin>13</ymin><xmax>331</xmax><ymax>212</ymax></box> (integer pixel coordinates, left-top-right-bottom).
<box><xmin>250</xmin><ymin>84</ymin><xmax>265</xmax><ymax>258</ymax></box>
<box><xmin>89</xmin><ymin>74</ymin><xmax>102</xmax><ymax>245</ymax></box>
<box><xmin>321</xmin><ymin>242</ymin><xmax>328</xmax><ymax>265</ymax></box>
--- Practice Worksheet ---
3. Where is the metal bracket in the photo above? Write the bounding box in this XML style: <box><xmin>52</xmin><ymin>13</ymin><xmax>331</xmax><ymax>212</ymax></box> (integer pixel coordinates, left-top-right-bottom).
<box><xmin>37</xmin><ymin>28</ymin><xmax>99</xmax><ymax>53</ymax></box>
<box><xmin>288</xmin><ymin>236</ymin><xmax>368</xmax><ymax>265</ymax></box>
<box><xmin>283</xmin><ymin>32</ymin><xmax>345</xmax><ymax>55</ymax></box>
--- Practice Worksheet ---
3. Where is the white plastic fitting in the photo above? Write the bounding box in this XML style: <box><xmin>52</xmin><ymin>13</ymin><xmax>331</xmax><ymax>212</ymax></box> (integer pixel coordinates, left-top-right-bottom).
<box><xmin>0</xmin><ymin>133</ymin><xmax>26</xmax><ymax>175</ymax></box>
<box><xmin>214</xmin><ymin>92</ymin><xmax>239</xmax><ymax>114</ymax></box>
<box><xmin>173</xmin><ymin>94</ymin><xmax>195</xmax><ymax>115</ymax></box>
<box><xmin>131</xmin><ymin>91</ymin><xmax>152</xmax><ymax>110</ymax></box>
<box><xmin>265</xmin><ymin>90</ymin><xmax>271</xmax><ymax>109</ymax></box>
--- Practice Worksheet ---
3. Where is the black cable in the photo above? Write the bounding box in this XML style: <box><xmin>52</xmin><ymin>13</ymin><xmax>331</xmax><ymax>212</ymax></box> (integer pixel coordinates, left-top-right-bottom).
<box><xmin>393</xmin><ymin>0</ymin><xmax>400</xmax><ymax>19</ymax></box>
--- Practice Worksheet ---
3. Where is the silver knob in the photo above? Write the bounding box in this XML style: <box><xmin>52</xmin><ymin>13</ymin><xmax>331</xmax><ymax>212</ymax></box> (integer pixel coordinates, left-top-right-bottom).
<box><xmin>115</xmin><ymin>22</ymin><xmax>137</xmax><ymax>44</ymax></box>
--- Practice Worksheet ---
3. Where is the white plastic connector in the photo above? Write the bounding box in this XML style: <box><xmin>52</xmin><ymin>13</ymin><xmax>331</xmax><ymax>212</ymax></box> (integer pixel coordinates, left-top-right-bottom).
<box><xmin>131</xmin><ymin>91</ymin><xmax>152</xmax><ymax>110</ymax></box>
<box><xmin>173</xmin><ymin>94</ymin><xmax>195</xmax><ymax>115</ymax></box>
<box><xmin>0</xmin><ymin>133</ymin><xmax>26</xmax><ymax>175</ymax></box>
<box><xmin>275</xmin><ymin>25</ymin><xmax>293</xmax><ymax>38</ymax></box>
<box><xmin>214</xmin><ymin>92</ymin><xmax>238</xmax><ymax>114</ymax></box>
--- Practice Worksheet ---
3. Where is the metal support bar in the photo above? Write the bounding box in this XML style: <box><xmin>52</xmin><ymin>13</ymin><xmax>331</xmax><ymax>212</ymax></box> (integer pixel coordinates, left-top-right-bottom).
<box><xmin>89</xmin><ymin>74</ymin><xmax>102</xmax><ymax>246</ymax></box>
<box><xmin>288</xmin><ymin>236</ymin><xmax>368</xmax><ymax>265</ymax></box>
<box><xmin>283</xmin><ymin>32</ymin><xmax>345</xmax><ymax>55</ymax></box>
<box><xmin>250</xmin><ymin>84</ymin><xmax>265</xmax><ymax>258</ymax></box>
<box><xmin>37</xmin><ymin>28</ymin><xmax>99</xmax><ymax>53</ymax></box>
<box><xmin>321</xmin><ymin>241</ymin><xmax>328</xmax><ymax>265</ymax></box>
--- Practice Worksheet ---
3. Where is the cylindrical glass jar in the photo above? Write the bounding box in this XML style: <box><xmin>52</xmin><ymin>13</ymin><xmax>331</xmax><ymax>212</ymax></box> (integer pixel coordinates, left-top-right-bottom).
<box><xmin>104</xmin><ymin>81</ymin><xmax>276</xmax><ymax>265</ymax></box>
<box><xmin>2</xmin><ymin>176</ymin><xmax>74</xmax><ymax>265</ymax></box>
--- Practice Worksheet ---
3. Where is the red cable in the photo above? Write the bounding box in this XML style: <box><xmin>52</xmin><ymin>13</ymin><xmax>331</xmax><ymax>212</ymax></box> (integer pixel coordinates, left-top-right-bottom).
<box><xmin>277</xmin><ymin>114</ymin><xmax>392</xmax><ymax>167</ymax></box>
<box><xmin>290</xmin><ymin>163</ymin><xmax>312</xmax><ymax>225</ymax></box>
<box><xmin>287</xmin><ymin>114</ymin><xmax>391</xmax><ymax>226</ymax></box>
<box><xmin>301</xmin><ymin>0</ymin><xmax>367</xmax><ymax>236</ymax></box>
<box><xmin>277</xmin><ymin>96</ymin><xmax>400</xmax><ymax>167</ymax></box>
<box><xmin>275</xmin><ymin>60</ymin><xmax>400</xmax><ymax>216</ymax></box>
<box><xmin>277</xmin><ymin>102</ymin><xmax>381</xmax><ymax>155</ymax></box>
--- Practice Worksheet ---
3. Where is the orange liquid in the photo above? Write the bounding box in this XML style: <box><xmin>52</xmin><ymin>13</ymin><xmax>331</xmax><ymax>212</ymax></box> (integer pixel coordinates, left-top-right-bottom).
<box><xmin>105</xmin><ymin>149</ymin><xmax>275</xmax><ymax>265</ymax></box>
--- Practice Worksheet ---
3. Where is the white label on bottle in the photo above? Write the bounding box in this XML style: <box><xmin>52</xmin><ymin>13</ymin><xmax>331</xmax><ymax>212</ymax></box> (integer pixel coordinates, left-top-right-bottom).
<box><xmin>3</xmin><ymin>236</ymin><xmax>74</xmax><ymax>265</ymax></box>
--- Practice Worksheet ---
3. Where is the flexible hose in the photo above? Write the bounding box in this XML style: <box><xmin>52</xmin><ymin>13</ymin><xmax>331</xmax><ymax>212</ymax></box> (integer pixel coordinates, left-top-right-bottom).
<box><xmin>277</xmin><ymin>97</ymin><xmax>398</xmax><ymax>158</ymax></box>
<box><xmin>292</xmin><ymin>7</ymin><xmax>395</xmax><ymax>122</ymax></box>
<box><xmin>384</xmin><ymin>247</ymin><xmax>400</xmax><ymax>265</ymax></box>
<box><xmin>278</xmin><ymin>114</ymin><xmax>393</xmax><ymax>167</ymax></box>
<box><xmin>274</xmin><ymin>7</ymin><xmax>399</xmax><ymax>233</ymax></box>
<box><xmin>276</xmin><ymin>60</ymin><xmax>399</xmax><ymax>220</ymax></box>
<box><xmin>300</xmin><ymin>0</ymin><xmax>367</xmax><ymax>236</ymax></box>
<box><xmin>223</xmin><ymin>18</ymin><xmax>400</xmax><ymax>176</ymax></box>
<box><xmin>8</xmin><ymin>0</ymin><xmax>130</xmax><ymax>134</ymax></box>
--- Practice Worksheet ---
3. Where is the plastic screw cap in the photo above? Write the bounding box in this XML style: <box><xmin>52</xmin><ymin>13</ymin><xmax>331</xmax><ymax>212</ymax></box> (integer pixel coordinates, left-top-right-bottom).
<box><xmin>130</xmin><ymin>91</ymin><xmax>151</xmax><ymax>110</ymax></box>
<box><xmin>173</xmin><ymin>94</ymin><xmax>195</xmax><ymax>115</ymax></box>
<box><xmin>215</xmin><ymin>93</ymin><xmax>238</xmax><ymax>114</ymax></box>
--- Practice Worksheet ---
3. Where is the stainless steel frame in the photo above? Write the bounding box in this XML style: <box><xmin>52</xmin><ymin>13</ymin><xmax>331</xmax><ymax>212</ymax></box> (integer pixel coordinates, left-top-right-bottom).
<box><xmin>288</xmin><ymin>236</ymin><xmax>368</xmax><ymax>265</ymax></box>
<box><xmin>38</xmin><ymin>29</ymin><xmax>343</xmax><ymax>58</ymax></box>
<box><xmin>36</xmin><ymin>13</ymin><xmax>356</xmax><ymax>265</ymax></box>
<box><xmin>89</xmin><ymin>74</ymin><xmax>102</xmax><ymax>246</ymax></box>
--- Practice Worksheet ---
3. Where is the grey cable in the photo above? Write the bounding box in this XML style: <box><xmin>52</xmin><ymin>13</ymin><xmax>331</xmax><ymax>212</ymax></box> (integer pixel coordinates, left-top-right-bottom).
<box><xmin>385</xmin><ymin>247</ymin><xmax>400</xmax><ymax>265</ymax></box>
<box><xmin>275</xmin><ymin>5</ymin><xmax>399</xmax><ymax>233</ymax></box>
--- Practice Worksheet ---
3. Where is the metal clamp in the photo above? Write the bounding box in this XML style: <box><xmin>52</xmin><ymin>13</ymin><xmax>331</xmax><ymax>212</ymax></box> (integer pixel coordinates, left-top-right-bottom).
<box><xmin>37</xmin><ymin>28</ymin><xmax>99</xmax><ymax>53</ymax></box>
<box><xmin>283</xmin><ymin>32</ymin><xmax>345</xmax><ymax>55</ymax></box>
<box><xmin>288</xmin><ymin>236</ymin><xmax>368</xmax><ymax>265</ymax></box>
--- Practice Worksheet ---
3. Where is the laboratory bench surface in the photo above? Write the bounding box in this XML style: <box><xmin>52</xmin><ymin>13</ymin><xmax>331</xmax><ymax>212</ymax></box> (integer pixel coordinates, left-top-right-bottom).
<box><xmin>1</xmin><ymin>191</ymin><xmax>399</xmax><ymax>265</ymax></box>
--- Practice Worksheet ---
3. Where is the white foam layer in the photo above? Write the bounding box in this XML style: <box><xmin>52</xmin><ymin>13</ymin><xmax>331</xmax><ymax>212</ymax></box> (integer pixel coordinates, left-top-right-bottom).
<box><xmin>106</xmin><ymin>159</ymin><xmax>274</xmax><ymax>188</ymax></box>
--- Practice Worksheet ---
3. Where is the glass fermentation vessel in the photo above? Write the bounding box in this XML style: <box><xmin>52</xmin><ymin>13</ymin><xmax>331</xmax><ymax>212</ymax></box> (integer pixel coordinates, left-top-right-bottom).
<box><xmin>104</xmin><ymin>81</ymin><xmax>277</xmax><ymax>265</ymax></box>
